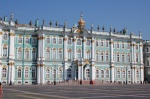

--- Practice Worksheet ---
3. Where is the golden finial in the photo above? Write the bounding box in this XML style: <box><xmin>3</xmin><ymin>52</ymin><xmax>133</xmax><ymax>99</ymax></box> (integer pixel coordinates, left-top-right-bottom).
<box><xmin>78</xmin><ymin>11</ymin><xmax>85</xmax><ymax>28</ymax></box>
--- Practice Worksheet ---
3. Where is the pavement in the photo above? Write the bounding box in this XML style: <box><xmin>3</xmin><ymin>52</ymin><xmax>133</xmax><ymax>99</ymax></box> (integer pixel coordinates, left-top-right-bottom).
<box><xmin>0</xmin><ymin>84</ymin><xmax>150</xmax><ymax>99</ymax></box>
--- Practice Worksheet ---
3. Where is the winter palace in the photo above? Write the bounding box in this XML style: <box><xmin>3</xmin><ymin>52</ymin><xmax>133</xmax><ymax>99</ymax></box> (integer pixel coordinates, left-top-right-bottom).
<box><xmin>0</xmin><ymin>14</ymin><xmax>144</xmax><ymax>85</ymax></box>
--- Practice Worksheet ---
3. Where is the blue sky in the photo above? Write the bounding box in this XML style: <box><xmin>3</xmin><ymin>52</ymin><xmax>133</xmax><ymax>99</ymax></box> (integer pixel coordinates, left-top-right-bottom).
<box><xmin>0</xmin><ymin>0</ymin><xmax>150</xmax><ymax>40</ymax></box>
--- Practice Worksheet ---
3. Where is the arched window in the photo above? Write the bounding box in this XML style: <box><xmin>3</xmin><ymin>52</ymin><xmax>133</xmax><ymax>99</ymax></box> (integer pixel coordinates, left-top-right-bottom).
<box><xmin>128</xmin><ymin>71</ymin><xmax>131</xmax><ymax>78</ymax></box>
<box><xmin>32</xmin><ymin>69</ymin><xmax>36</xmax><ymax>78</ymax></box>
<box><xmin>58</xmin><ymin>38</ymin><xmax>62</xmax><ymax>44</ymax></box>
<box><xmin>18</xmin><ymin>37</ymin><xmax>22</xmax><ymax>43</ymax></box>
<box><xmin>106</xmin><ymin>41</ymin><xmax>109</xmax><ymax>47</ymax></box>
<box><xmin>122</xmin><ymin>53</ymin><xmax>125</xmax><ymax>62</ymax></box>
<box><xmin>3</xmin><ymin>33</ymin><xmax>7</xmax><ymax>40</ymax></box>
<box><xmin>122</xmin><ymin>43</ymin><xmax>125</xmax><ymax>48</ymax></box>
<box><xmin>77</xmin><ymin>49</ymin><xmax>81</xmax><ymax>58</ymax></box>
<box><xmin>127</xmin><ymin>53</ymin><xmax>130</xmax><ymax>62</ymax></box>
<box><xmin>3</xmin><ymin>47</ymin><xmax>7</xmax><ymax>57</ymax></box>
<box><xmin>25</xmin><ymin>38</ymin><xmax>29</xmax><ymax>44</ymax></box>
<box><xmin>52</xmin><ymin>69</ymin><xmax>56</xmax><ymax>79</ymax></box>
<box><xmin>18</xmin><ymin>68</ymin><xmax>21</xmax><ymax>78</ymax></box>
<box><xmin>96</xmin><ymin>70</ymin><xmax>99</xmax><ymax>79</ymax></box>
<box><xmin>100</xmin><ymin>51</ymin><xmax>103</xmax><ymax>61</ymax></box>
<box><xmin>86</xmin><ymin>69</ymin><xmax>90</xmax><ymax>80</ymax></box>
<box><xmin>77</xmin><ymin>39</ymin><xmax>81</xmax><ymax>45</ymax></box>
<box><xmin>46</xmin><ymin>48</ymin><xmax>50</xmax><ymax>59</ymax></box>
<box><xmin>53</xmin><ymin>38</ymin><xmax>56</xmax><ymax>44</ymax></box>
<box><xmin>18</xmin><ymin>48</ymin><xmax>22</xmax><ymax>59</ymax></box>
<box><xmin>2</xmin><ymin>68</ymin><xmax>6</xmax><ymax>78</ymax></box>
<box><xmin>32</xmin><ymin>50</ymin><xmax>36</xmax><ymax>60</ymax></box>
<box><xmin>117</xmin><ymin>42</ymin><xmax>119</xmax><ymax>48</ymax></box>
<box><xmin>101</xmin><ymin>70</ymin><xmax>104</xmax><ymax>78</ymax></box>
<box><xmin>106</xmin><ymin>51</ymin><xmax>109</xmax><ymax>61</ymax></box>
<box><xmin>136</xmin><ymin>70</ymin><xmax>139</xmax><ymax>78</ymax></box>
<box><xmin>136</xmin><ymin>53</ymin><xmax>138</xmax><ymax>62</ymax></box>
<box><xmin>68</xmin><ymin>38</ymin><xmax>71</xmax><ymax>44</ymax></box>
<box><xmin>25</xmin><ymin>50</ymin><xmax>29</xmax><ymax>59</ymax></box>
<box><xmin>95</xmin><ymin>52</ymin><xmax>98</xmax><ymax>61</ymax></box>
<box><xmin>46</xmin><ymin>69</ymin><xmax>50</xmax><ymax>78</ymax></box>
<box><xmin>67</xmin><ymin>69</ymin><xmax>71</xmax><ymax>79</ymax></box>
<box><xmin>25</xmin><ymin>68</ymin><xmax>29</xmax><ymax>78</ymax></box>
<box><xmin>58</xmin><ymin>50</ymin><xmax>62</xmax><ymax>60</ymax></box>
<box><xmin>122</xmin><ymin>71</ymin><xmax>125</xmax><ymax>78</ymax></box>
<box><xmin>52</xmin><ymin>49</ymin><xmax>56</xmax><ymax>59</ymax></box>
<box><xmin>86</xmin><ymin>40</ymin><xmax>90</xmax><ymax>45</ymax></box>
<box><xmin>106</xmin><ymin>70</ymin><xmax>109</xmax><ymax>78</ymax></box>
<box><xmin>117</xmin><ymin>71</ymin><xmax>120</xmax><ymax>78</ymax></box>
<box><xmin>59</xmin><ymin>69</ymin><xmax>62</xmax><ymax>79</ymax></box>
<box><xmin>87</xmin><ymin>50</ymin><xmax>90</xmax><ymax>60</ymax></box>
<box><xmin>46</xmin><ymin>38</ymin><xmax>50</xmax><ymax>43</ymax></box>
<box><xmin>96</xmin><ymin>41</ymin><xmax>98</xmax><ymax>46</ymax></box>
<box><xmin>117</xmin><ymin>53</ymin><xmax>120</xmax><ymax>62</ymax></box>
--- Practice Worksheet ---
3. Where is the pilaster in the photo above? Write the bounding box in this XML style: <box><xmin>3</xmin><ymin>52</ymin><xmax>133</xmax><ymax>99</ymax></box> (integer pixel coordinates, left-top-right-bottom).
<box><xmin>63</xmin><ymin>62</ymin><xmax>67</xmax><ymax>81</ymax></box>
<box><xmin>9</xmin><ymin>30</ymin><xmax>15</xmax><ymax>59</ymax></box>
<box><xmin>73</xmin><ymin>36</ymin><xmax>77</xmax><ymax>60</ymax></box>
<box><xmin>110</xmin><ymin>39</ymin><xmax>114</xmax><ymax>83</ymax></box>
<box><xmin>91</xmin><ymin>37</ymin><xmax>95</xmax><ymax>60</ymax></box>
<box><xmin>40</xmin><ymin>63</ymin><xmax>45</xmax><ymax>84</ymax></box>
<box><xmin>64</xmin><ymin>35</ymin><xmax>68</xmax><ymax>61</ymax></box>
<box><xmin>90</xmin><ymin>58</ymin><xmax>95</xmax><ymax>84</ymax></box>
<box><xmin>0</xmin><ymin>29</ymin><xmax>2</xmax><ymax>58</ymax></box>
<box><xmin>0</xmin><ymin>62</ymin><xmax>2</xmax><ymax>83</ymax></box>
<box><xmin>37</xmin><ymin>64</ymin><xmax>41</xmax><ymax>84</ymax></box>
<box><xmin>82</xmin><ymin>37</ymin><xmax>86</xmax><ymax>59</ymax></box>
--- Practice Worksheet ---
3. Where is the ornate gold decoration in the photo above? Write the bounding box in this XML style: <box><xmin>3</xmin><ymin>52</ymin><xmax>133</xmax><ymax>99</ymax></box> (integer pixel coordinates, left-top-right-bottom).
<box><xmin>139</xmin><ymin>44</ymin><xmax>143</xmax><ymax>47</ymax></box>
<box><xmin>78</xmin><ymin>13</ymin><xmax>85</xmax><ymax>28</ymax></box>
<box><xmin>37</xmin><ymin>64</ymin><xmax>40</xmax><ymax>67</ymax></box>
<box><xmin>83</xmin><ymin>39</ymin><xmax>86</xmax><ymax>42</ymax></box>
<box><xmin>109</xmin><ymin>41</ymin><xmax>114</xmax><ymax>44</ymax></box>
<box><xmin>40</xmin><ymin>36</ymin><xmax>45</xmax><ymax>40</ymax></box>
<box><xmin>110</xmin><ymin>66</ymin><xmax>115</xmax><ymax>68</ymax></box>
<box><xmin>0</xmin><ymin>32</ymin><xmax>2</xmax><ymax>35</ymax></box>
<box><xmin>92</xmin><ymin>40</ymin><xmax>95</xmax><ymax>43</ymax></box>
<box><xmin>10</xmin><ymin>33</ymin><xmax>15</xmax><ymax>36</ymax></box>
<box><xmin>3</xmin><ymin>44</ymin><xmax>7</xmax><ymax>48</ymax></box>
<box><xmin>78</xmin><ymin>64</ymin><xmax>82</xmax><ymax>66</ymax></box>
<box><xmin>75</xmin><ymin>60</ymin><xmax>78</xmax><ymax>65</ymax></box>
<box><xmin>68</xmin><ymin>49</ymin><xmax>72</xmax><ymax>52</ymax></box>
<box><xmin>64</xmin><ymin>38</ymin><xmax>68</xmax><ymax>41</ymax></box>
<box><xmin>19</xmin><ymin>34</ymin><xmax>22</xmax><ymax>37</ymax></box>
<box><xmin>84</xmin><ymin>59</ymin><xmax>90</xmax><ymax>65</ymax></box>
<box><xmin>33</xmin><ymin>48</ymin><xmax>36</xmax><ymax>51</ymax></box>
<box><xmin>91</xmin><ymin>64</ymin><xmax>95</xmax><ymax>66</ymax></box>
<box><xmin>140</xmin><ymin>67</ymin><xmax>144</xmax><ymax>69</ymax></box>
<box><xmin>0</xmin><ymin>62</ymin><xmax>2</xmax><ymax>65</ymax></box>
<box><xmin>73</xmin><ymin>38</ymin><xmax>76</xmax><ymax>42</ymax></box>
<box><xmin>40</xmin><ymin>64</ymin><xmax>45</xmax><ymax>67</ymax></box>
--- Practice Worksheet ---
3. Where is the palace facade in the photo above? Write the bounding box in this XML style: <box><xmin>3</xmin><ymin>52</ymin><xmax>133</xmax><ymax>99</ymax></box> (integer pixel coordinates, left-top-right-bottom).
<box><xmin>0</xmin><ymin>14</ymin><xmax>144</xmax><ymax>85</ymax></box>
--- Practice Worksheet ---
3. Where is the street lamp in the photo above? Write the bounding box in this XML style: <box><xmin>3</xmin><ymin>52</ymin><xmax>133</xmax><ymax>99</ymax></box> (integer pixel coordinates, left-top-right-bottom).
<box><xmin>124</xmin><ymin>64</ymin><xmax>128</xmax><ymax>84</ymax></box>
<box><xmin>54</xmin><ymin>64</ymin><xmax>56</xmax><ymax>85</ymax></box>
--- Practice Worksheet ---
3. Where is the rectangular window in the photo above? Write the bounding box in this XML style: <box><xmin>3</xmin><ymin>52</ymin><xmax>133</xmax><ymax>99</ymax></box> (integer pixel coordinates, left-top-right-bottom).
<box><xmin>58</xmin><ymin>39</ymin><xmax>62</xmax><ymax>44</ymax></box>
<box><xmin>46</xmin><ymin>38</ymin><xmax>50</xmax><ymax>43</ymax></box>
<box><xmin>122</xmin><ymin>43</ymin><xmax>124</xmax><ymax>49</ymax></box>
<box><xmin>18</xmin><ymin>50</ymin><xmax>22</xmax><ymax>59</ymax></box>
<box><xmin>117</xmin><ymin>43</ymin><xmax>119</xmax><ymax>48</ymax></box>
<box><xmin>101</xmin><ymin>41</ymin><xmax>103</xmax><ymax>47</ymax></box>
<box><xmin>86</xmin><ymin>40</ymin><xmax>90</xmax><ymax>45</ymax></box>
<box><xmin>3</xmin><ymin>47</ymin><xmax>7</xmax><ymax>57</ymax></box>
<box><xmin>32</xmin><ymin>50</ymin><xmax>36</xmax><ymax>60</ymax></box>
<box><xmin>25</xmin><ymin>38</ymin><xmax>30</xmax><ymax>44</ymax></box>
<box><xmin>3</xmin><ymin>33</ymin><xmax>7</xmax><ymax>40</ymax></box>
<box><xmin>106</xmin><ymin>42</ymin><xmax>109</xmax><ymax>47</ymax></box>
<box><xmin>18</xmin><ymin>37</ymin><xmax>22</xmax><ymax>43</ymax></box>
<box><xmin>127</xmin><ymin>43</ymin><xmax>130</xmax><ymax>49</ymax></box>
<box><xmin>25</xmin><ymin>51</ymin><xmax>29</xmax><ymax>59</ymax></box>
<box><xmin>32</xmin><ymin>38</ymin><xmax>36</xmax><ymax>45</ymax></box>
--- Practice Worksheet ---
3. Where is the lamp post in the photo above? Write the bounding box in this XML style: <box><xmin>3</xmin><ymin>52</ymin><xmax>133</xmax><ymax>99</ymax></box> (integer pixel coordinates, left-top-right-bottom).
<box><xmin>124</xmin><ymin>64</ymin><xmax>128</xmax><ymax>84</ymax></box>
<box><xmin>54</xmin><ymin>64</ymin><xmax>56</xmax><ymax>85</ymax></box>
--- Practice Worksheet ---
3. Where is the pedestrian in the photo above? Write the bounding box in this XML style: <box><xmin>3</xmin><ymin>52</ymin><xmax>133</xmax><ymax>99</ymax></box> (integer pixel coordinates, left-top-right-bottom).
<box><xmin>0</xmin><ymin>82</ymin><xmax>3</xmax><ymax>94</ymax></box>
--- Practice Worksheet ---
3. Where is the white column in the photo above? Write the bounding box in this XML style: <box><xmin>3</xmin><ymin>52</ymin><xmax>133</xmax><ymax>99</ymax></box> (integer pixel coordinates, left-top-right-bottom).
<box><xmin>78</xmin><ymin>66</ymin><xmax>81</xmax><ymax>81</ymax></box>
<box><xmin>40</xmin><ymin>64</ymin><xmax>44</xmax><ymax>84</ymax></box>
<box><xmin>110</xmin><ymin>39</ymin><xmax>114</xmax><ymax>83</ymax></box>
<box><xmin>0</xmin><ymin>62</ymin><xmax>2</xmax><ymax>83</ymax></box>
<box><xmin>11</xmin><ymin>62</ymin><xmax>15</xmax><ymax>84</ymax></box>
<box><xmin>41</xmin><ymin>34</ymin><xmax>45</xmax><ymax>60</ymax></box>
<box><xmin>134</xmin><ymin>67</ymin><xmax>137</xmax><ymax>83</ymax></box>
<box><xmin>8</xmin><ymin>63</ymin><xmax>11</xmax><ymax>85</ymax></box>
<box><xmin>73</xmin><ymin>36</ymin><xmax>77</xmax><ymax>60</ymax></box>
<box><xmin>38</xmin><ymin>36</ymin><xmax>41</xmax><ymax>60</ymax></box>
<box><xmin>0</xmin><ymin>30</ymin><xmax>2</xmax><ymax>58</ymax></box>
<box><xmin>139</xmin><ymin>42</ymin><xmax>144</xmax><ymax>83</ymax></box>
<box><xmin>131</xmin><ymin>41</ymin><xmax>135</xmax><ymax>83</ymax></box>
<box><xmin>91</xmin><ymin>38</ymin><xmax>95</xmax><ymax>59</ymax></box>
<box><xmin>9</xmin><ymin>30</ymin><xmax>15</xmax><ymax>59</ymax></box>
<box><xmin>63</xmin><ymin>62</ymin><xmax>67</xmax><ymax>81</ymax></box>
<box><xmin>64</xmin><ymin>35</ymin><xmax>68</xmax><ymax>61</ymax></box>
<box><xmin>37</xmin><ymin>64</ymin><xmax>40</xmax><ymax>84</ymax></box>
<box><xmin>91</xmin><ymin>61</ymin><xmax>95</xmax><ymax>84</ymax></box>
<box><xmin>83</xmin><ymin>37</ymin><xmax>86</xmax><ymax>59</ymax></box>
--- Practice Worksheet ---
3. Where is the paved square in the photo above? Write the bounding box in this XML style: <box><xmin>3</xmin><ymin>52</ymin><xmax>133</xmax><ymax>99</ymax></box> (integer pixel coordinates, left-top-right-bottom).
<box><xmin>1</xmin><ymin>84</ymin><xmax>150</xmax><ymax>99</ymax></box>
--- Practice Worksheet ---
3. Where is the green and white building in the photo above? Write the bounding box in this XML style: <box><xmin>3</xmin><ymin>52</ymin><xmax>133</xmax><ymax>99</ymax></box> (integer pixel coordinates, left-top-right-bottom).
<box><xmin>0</xmin><ymin>14</ymin><xmax>144</xmax><ymax>85</ymax></box>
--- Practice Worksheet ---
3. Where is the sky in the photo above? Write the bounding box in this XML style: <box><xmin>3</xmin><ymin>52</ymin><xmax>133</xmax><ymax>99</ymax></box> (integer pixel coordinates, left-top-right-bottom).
<box><xmin>0</xmin><ymin>0</ymin><xmax>150</xmax><ymax>40</ymax></box>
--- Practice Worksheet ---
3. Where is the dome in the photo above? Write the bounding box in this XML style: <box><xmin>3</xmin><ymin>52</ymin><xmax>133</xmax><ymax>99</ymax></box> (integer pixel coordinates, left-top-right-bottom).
<box><xmin>78</xmin><ymin>13</ymin><xmax>85</xmax><ymax>28</ymax></box>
